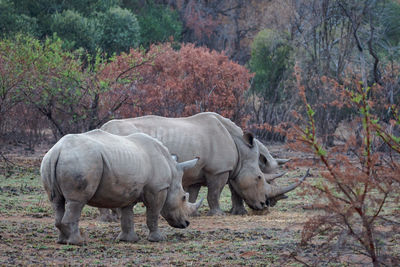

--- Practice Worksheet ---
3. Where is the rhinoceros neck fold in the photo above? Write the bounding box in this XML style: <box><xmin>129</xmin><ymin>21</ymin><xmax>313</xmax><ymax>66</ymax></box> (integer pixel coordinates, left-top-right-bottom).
<box><xmin>228</xmin><ymin>135</ymin><xmax>243</xmax><ymax>180</ymax></box>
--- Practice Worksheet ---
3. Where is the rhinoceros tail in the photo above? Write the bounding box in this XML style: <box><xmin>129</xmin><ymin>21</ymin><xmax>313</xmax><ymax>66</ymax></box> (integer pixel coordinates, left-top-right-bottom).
<box><xmin>40</xmin><ymin>145</ymin><xmax>63</xmax><ymax>203</ymax></box>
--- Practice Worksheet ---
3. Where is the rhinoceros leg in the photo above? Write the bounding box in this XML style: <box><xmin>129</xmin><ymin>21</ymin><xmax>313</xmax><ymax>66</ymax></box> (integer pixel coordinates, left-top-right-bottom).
<box><xmin>205</xmin><ymin>172</ymin><xmax>229</xmax><ymax>216</ymax></box>
<box><xmin>53</xmin><ymin>199</ymin><xmax>68</xmax><ymax>244</ymax></box>
<box><xmin>187</xmin><ymin>185</ymin><xmax>200</xmax><ymax>203</ymax></box>
<box><xmin>228</xmin><ymin>183</ymin><xmax>248</xmax><ymax>215</ymax></box>
<box><xmin>186</xmin><ymin>184</ymin><xmax>201</xmax><ymax>216</ymax></box>
<box><xmin>144</xmin><ymin>189</ymin><xmax>167</xmax><ymax>242</ymax></box>
<box><xmin>58</xmin><ymin>200</ymin><xmax>85</xmax><ymax>245</ymax></box>
<box><xmin>116</xmin><ymin>204</ymin><xmax>139</xmax><ymax>242</ymax></box>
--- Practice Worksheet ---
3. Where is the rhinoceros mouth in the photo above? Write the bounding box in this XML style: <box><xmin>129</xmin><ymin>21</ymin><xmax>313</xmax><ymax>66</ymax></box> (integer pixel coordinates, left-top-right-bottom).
<box><xmin>169</xmin><ymin>220</ymin><xmax>190</xmax><ymax>229</ymax></box>
<box><xmin>246</xmin><ymin>202</ymin><xmax>265</xmax><ymax>211</ymax></box>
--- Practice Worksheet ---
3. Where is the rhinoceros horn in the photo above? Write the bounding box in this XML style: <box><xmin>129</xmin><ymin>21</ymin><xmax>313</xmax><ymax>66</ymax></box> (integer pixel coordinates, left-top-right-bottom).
<box><xmin>265</xmin><ymin>169</ymin><xmax>310</xmax><ymax>198</ymax></box>
<box><xmin>188</xmin><ymin>196</ymin><xmax>204</xmax><ymax>214</ymax></box>
<box><xmin>264</xmin><ymin>172</ymin><xmax>286</xmax><ymax>182</ymax></box>
<box><xmin>276</xmin><ymin>158</ymin><xmax>291</xmax><ymax>165</ymax></box>
<box><xmin>177</xmin><ymin>158</ymin><xmax>199</xmax><ymax>171</ymax></box>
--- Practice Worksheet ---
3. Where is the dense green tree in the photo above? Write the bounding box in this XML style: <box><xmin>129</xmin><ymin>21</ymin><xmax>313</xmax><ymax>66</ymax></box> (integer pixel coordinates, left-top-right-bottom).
<box><xmin>0</xmin><ymin>0</ymin><xmax>38</xmax><ymax>37</ymax></box>
<box><xmin>1</xmin><ymin>0</ymin><xmax>182</xmax><ymax>55</ymax></box>
<box><xmin>136</xmin><ymin>3</ymin><xmax>182</xmax><ymax>47</ymax></box>
<box><xmin>98</xmin><ymin>7</ymin><xmax>141</xmax><ymax>55</ymax></box>
<box><xmin>50</xmin><ymin>10</ymin><xmax>99</xmax><ymax>53</ymax></box>
<box><xmin>249</xmin><ymin>29</ymin><xmax>292</xmax><ymax>103</ymax></box>
<box><xmin>62</xmin><ymin>0</ymin><xmax>120</xmax><ymax>16</ymax></box>
<box><xmin>379</xmin><ymin>0</ymin><xmax>400</xmax><ymax>61</ymax></box>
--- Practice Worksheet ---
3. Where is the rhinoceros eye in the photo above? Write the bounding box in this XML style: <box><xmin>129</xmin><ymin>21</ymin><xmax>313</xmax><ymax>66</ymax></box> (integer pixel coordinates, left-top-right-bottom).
<box><xmin>182</xmin><ymin>195</ymin><xmax>186</xmax><ymax>201</ymax></box>
<box><xmin>258</xmin><ymin>175</ymin><xmax>262</xmax><ymax>180</ymax></box>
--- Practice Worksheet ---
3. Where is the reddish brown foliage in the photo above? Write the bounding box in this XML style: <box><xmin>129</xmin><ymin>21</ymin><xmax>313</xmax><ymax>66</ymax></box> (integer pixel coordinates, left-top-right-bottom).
<box><xmin>104</xmin><ymin>43</ymin><xmax>253</xmax><ymax>126</ymax></box>
<box><xmin>1</xmin><ymin>38</ymin><xmax>252</xmax><ymax>146</ymax></box>
<box><xmin>288</xmin><ymin>66</ymin><xmax>400</xmax><ymax>266</ymax></box>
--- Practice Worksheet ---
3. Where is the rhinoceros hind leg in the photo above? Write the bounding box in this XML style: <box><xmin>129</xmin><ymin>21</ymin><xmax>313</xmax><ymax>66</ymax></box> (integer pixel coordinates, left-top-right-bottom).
<box><xmin>59</xmin><ymin>200</ymin><xmax>86</xmax><ymax>246</ymax></box>
<box><xmin>228</xmin><ymin>183</ymin><xmax>248</xmax><ymax>215</ymax></box>
<box><xmin>112</xmin><ymin>208</ymin><xmax>121</xmax><ymax>220</ymax></box>
<box><xmin>117</xmin><ymin>205</ymin><xmax>139</xmax><ymax>242</ymax></box>
<box><xmin>187</xmin><ymin>184</ymin><xmax>201</xmax><ymax>203</ymax></box>
<box><xmin>205</xmin><ymin>172</ymin><xmax>228</xmax><ymax>216</ymax></box>
<box><xmin>186</xmin><ymin>184</ymin><xmax>201</xmax><ymax>216</ymax></box>
<box><xmin>53</xmin><ymin>199</ymin><xmax>68</xmax><ymax>244</ymax></box>
<box><xmin>98</xmin><ymin>208</ymin><xmax>119</xmax><ymax>222</ymax></box>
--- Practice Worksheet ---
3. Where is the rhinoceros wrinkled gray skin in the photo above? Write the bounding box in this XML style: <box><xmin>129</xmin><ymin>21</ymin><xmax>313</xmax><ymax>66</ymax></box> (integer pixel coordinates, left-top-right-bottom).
<box><xmin>40</xmin><ymin>129</ymin><xmax>202</xmax><ymax>245</ymax></box>
<box><xmin>101</xmin><ymin>112</ymin><xmax>299</xmax><ymax>216</ymax></box>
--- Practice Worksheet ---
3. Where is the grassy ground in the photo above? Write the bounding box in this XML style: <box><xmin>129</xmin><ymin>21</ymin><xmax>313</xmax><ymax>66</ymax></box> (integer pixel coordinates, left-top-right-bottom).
<box><xmin>0</xmin><ymin>145</ymin><xmax>398</xmax><ymax>266</ymax></box>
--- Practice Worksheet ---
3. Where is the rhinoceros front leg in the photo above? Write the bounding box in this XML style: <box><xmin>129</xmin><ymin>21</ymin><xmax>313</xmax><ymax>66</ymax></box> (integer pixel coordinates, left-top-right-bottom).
<box><xmin>116</xmin><ymin>204</ymin><xmax>139</xmax><ymax>242</ymax></box>
<box><xmin>144</xmin><ymin>189</ymin><xmax>167</xmax><ymax>242</ymax></box>
<box><xmin>228</xmin><ymin>182</ymin><xmax>248</xmax><ymax>215</ymax></box>
<box><xmin>205</xmin><ymin>172</ymin><xmax>229</xmax><ymax>216</ymax></box>
<box><xmin>186</xmin><ymin>184</ymin><xmax>201</xmax><ymax>216</ymax></box>
<box><xmin>58</xmin><ymin>200</ymin><xmax>86</xmax><ymax>245</ymax></box>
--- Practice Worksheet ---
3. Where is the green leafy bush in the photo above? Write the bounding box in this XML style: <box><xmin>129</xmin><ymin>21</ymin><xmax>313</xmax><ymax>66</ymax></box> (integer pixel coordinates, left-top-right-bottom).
<box><xmin>51</xmin><ymin>10</ymin><xmax>98</xmax><ymax>53</ymax></box>
<box><xmin>136</xmin><ymin>3</ymin><xmax>182</xmax><ymax>47</ymax></box>
<box><xmin>0</xmin><ymin>0</ymin><xmax>38</xmax><ymax>37</ymax></box>
<box><xmin>249</xmin><ymin>29</ymin><xmax>292</xmax><ymax>102</ymax></box>
<box><xmin>62</xmin><ymin>0</ymin><xmax>120</xmax><ymax>16</ymax></box>
<box><xmin>98</xmin><ymin>7</ymin><xmax>140</xmax><ymax>55</ymax></box>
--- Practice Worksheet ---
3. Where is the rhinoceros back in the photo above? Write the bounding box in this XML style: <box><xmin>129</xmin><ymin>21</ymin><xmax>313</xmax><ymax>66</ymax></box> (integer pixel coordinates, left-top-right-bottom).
<box><xmin>41</xmin><ymin>130</ymin><xmax>176</xmax><ymax>209</ymax></box>
<box><xmin>101</xmin><ymin>114</ymin><xmax>238</xmax><ymax>176</ymax></box>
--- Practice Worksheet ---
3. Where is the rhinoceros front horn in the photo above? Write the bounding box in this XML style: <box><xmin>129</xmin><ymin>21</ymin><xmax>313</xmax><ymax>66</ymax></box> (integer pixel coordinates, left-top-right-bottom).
<box><xmin>276</xmin><ymin>158</ymin><xmax>291</xmax><ymax>165</ymax></box>
<box><xmin>195</xmin><ymin>196</ymin><xmax>204</xmax><ymax>210</ymax></box>
<box><xmin>188</xmin><ymin>197</ymin><xmax>204</xmax><ymax>214</ymax></box>
<box><xmin>266</xmin><ymin>169</ymin><xmax>310</xmax><ymax>198</ymax></box>
<box><xmin>177</xmin><ymin>158</ymin><xmax>199</xmax><ymax>171</ymax></box>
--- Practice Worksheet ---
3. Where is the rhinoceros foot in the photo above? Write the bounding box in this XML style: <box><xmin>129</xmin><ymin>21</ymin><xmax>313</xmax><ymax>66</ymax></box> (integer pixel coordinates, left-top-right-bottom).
<box><xmin>56</xmin><ymin>224</ymin><xmax>87</xmax><ymax>246</ymax></box>
<box><xmin>57</xmin><ymin>237</ymin><xmax>67</xmax><ymax>244</ymax></box>
<box><xmin>207</xmin><ymin>208</ymin><xmax>225</xmax><ymax>216</ymax></box>
<box><xmin>229</xmin><ymin>206</ymin><xmax>248</xmax><ymax>215</ymax></box>
<box><xmin>147</xmin><ymin>231</ymin><xmax>166</xmax><ymax>242</ymax></box>
<box><xmin>117</xmin><ymin>231</ymin><xmax>139</xmax><ymax>243</ymax></box>
<box><xmin>64</xmin><ymin>231</ymin><xmax>86</xmax><ymax>246</ymax></box>
<box><xmin>56</xmin><ymin>232</ymin><xmax>68</xmax><ymax>244</ymax></box>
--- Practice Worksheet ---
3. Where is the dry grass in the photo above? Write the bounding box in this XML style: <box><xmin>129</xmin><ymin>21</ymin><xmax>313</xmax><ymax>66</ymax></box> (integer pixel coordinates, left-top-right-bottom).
<box><xmin>0</xmin><ymin>144</ymin><xmax>397</xmax><ymax>266</ymax></box>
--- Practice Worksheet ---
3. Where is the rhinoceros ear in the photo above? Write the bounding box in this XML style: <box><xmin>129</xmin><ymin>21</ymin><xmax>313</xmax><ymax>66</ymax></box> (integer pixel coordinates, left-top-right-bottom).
<box><xmin>177</xmin><ymin>158</ymin><xmax>199</xmax><ymax>171</ymax></box>
<box><xmin>259</xmin><ymin>154</ymin><xmax>268</xmax><ymax>168</ymax></box>
<box><xmin>243</xmin><ymin>132</ymin><xmax>255</xmax><ymax>148</ymax></box>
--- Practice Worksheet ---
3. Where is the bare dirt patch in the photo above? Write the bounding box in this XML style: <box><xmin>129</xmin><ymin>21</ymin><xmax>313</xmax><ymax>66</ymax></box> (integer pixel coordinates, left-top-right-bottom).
<box><xmin>0</xmin><ymin>211</ymin><xmax>309</xmax><ymax>266</ymax></box>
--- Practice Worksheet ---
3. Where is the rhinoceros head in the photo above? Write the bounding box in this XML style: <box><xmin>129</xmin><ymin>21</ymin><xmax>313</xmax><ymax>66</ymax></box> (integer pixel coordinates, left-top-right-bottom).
<box><xmin>161</xmin><ymin>158</ymin><xmax>203</xmax><ymax>228</ymax></box>
<box><xmin>229</xmin><ymin>133</ymin><xmax>303</xmax><ymax>210</ymax></box>
<box><xmin>256</xmin><ymin>139</ymin><xmax>290</xmax><ymax>174</ymax></box>
<box><xmin>228</xmin><ymin>133</ymin><xmax>270</xmax><ymax>210</ymax></box>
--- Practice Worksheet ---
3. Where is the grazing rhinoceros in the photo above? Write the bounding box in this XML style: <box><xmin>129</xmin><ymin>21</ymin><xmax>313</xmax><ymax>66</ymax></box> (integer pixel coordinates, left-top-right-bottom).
<box><xmin>100</xmin><ymin>112</ymin><xmax>302</xmax><ymax>216</ymax></box>
<box><xmin>40</xmin><ymin>129</ymin><xmax>202</xmax><ymax>245</ymax></box>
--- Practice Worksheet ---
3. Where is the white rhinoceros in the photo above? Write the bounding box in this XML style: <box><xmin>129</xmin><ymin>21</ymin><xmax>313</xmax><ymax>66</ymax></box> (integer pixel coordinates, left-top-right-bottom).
<box><xmin>40</xmin><ymin>129</ymin><xmax>201</xmax><ymax>245</ymax></box>
<box><xmin>100</xmin><ymin>112</ymin><xmax>301</xmax><ymax>216</ymax></box>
